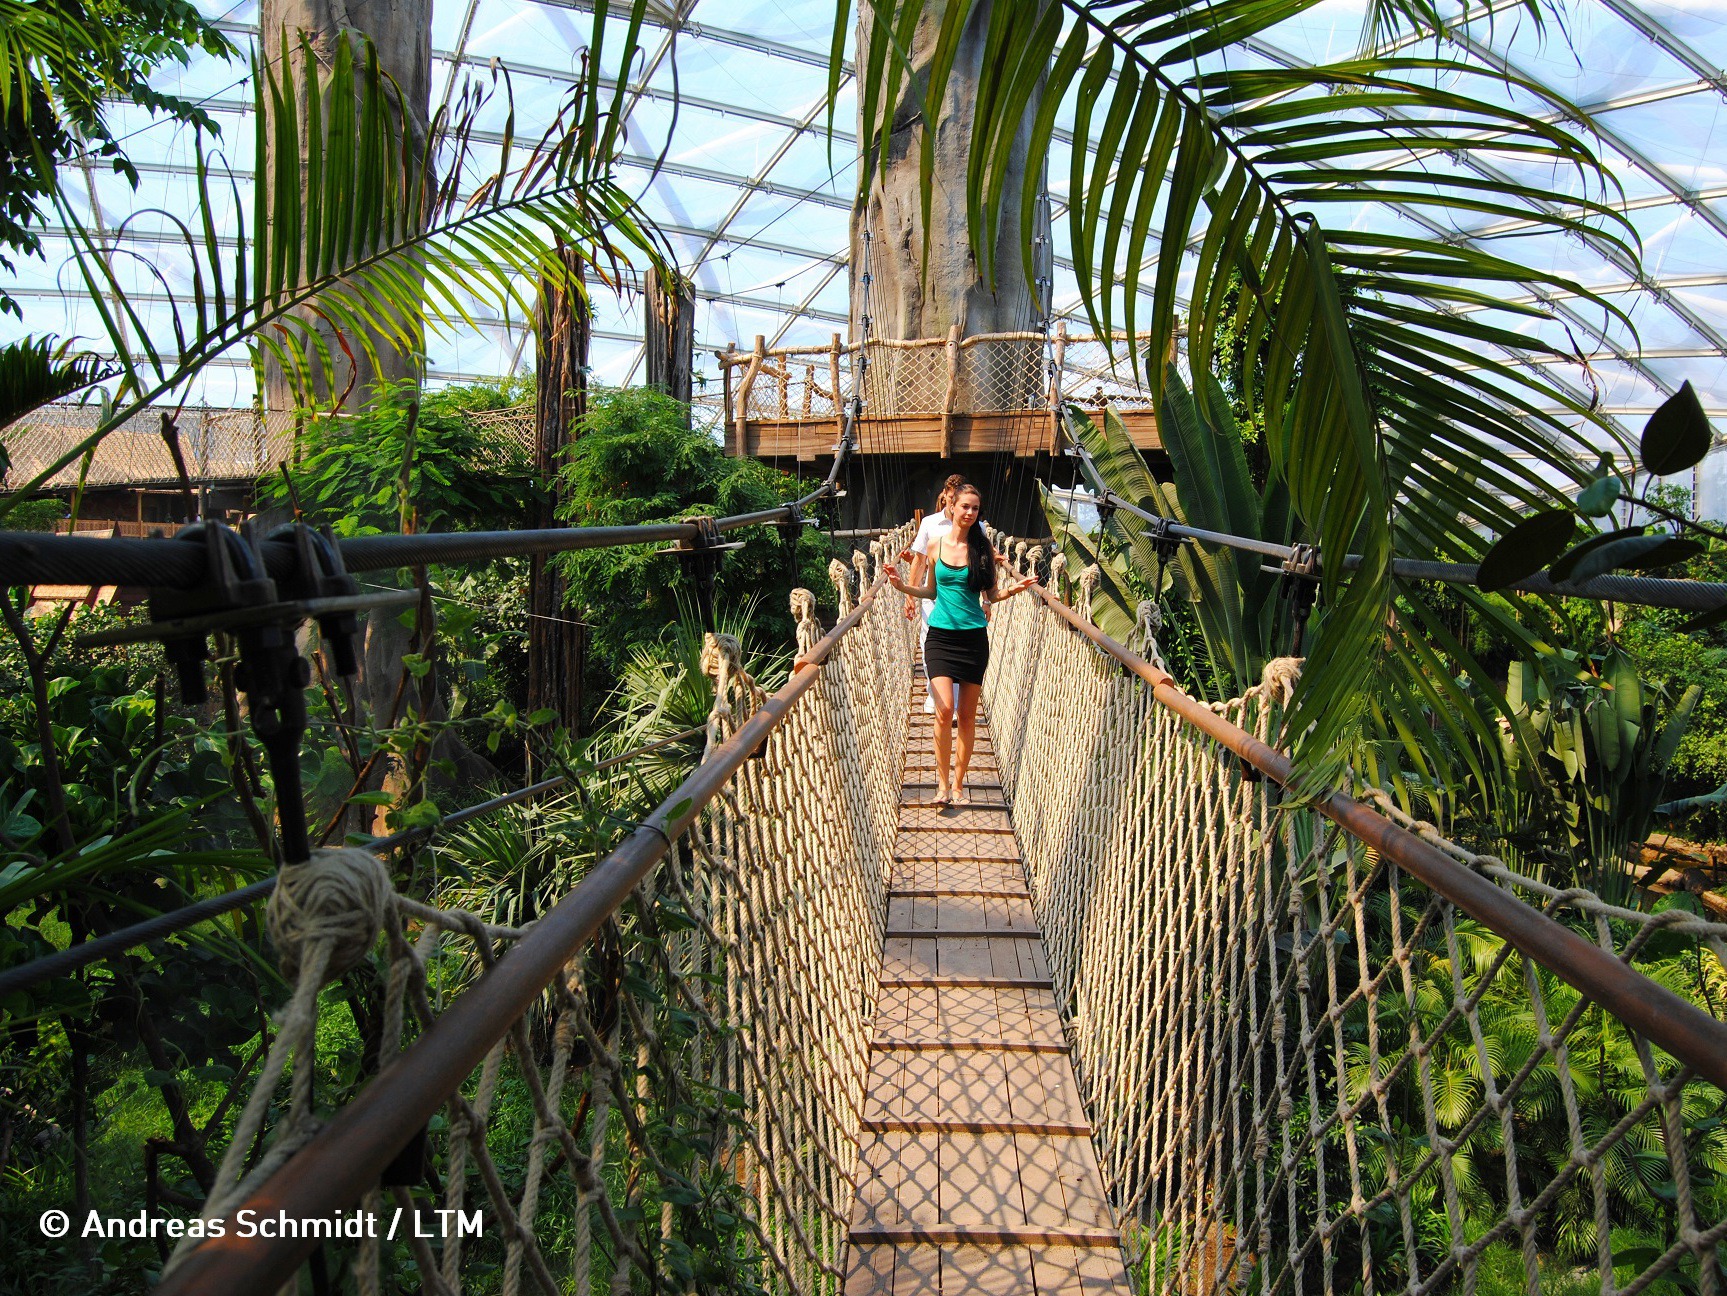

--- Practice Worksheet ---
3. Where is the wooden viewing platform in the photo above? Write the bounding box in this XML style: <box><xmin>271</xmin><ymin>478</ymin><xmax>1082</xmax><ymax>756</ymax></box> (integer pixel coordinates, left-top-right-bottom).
<box><xmin>718</xmin><ymin>328</ymin><xmax>1162</xmax><ymax>464</ymax></box>
<box><xmin>845</xmin><ymin>672</ymin><xmax>1132</xmax><ymax>1294</ymax></box>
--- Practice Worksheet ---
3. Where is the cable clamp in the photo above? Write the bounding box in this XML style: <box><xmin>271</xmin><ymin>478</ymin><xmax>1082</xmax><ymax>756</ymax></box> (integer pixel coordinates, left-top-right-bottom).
<box><xmin>1146</xmin><ymin>515</ymin><xmax>1182</xmax><ymax>560</ymax></box>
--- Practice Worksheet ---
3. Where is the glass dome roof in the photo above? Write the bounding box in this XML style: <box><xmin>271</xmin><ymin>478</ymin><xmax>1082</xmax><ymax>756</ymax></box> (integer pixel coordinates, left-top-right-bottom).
<box><xmin>6</xmin><ymin>0</ymin><xmax>1725</xmax><ymax>451</ymax></box>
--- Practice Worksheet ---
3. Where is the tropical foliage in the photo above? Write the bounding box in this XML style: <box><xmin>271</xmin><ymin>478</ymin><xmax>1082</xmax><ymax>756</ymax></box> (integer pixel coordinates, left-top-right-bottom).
<box><xmin>555</xmin><ymin>386</ymin><xmax>836</xmax><ymax>723</ymax></box>
<box><xmin>0</xmin><ymin>4</ymin><xmax>664</xmax><ymax>517</ymax></box>
<box><xmin>0</xmin><ymin>0</ymin><xmax>233</xmax><ymax>317</ymax></box>
<box><xmin>839</xmin><ymin>0</ymin><xmax>1661</xmax><ymax>790</ymax></box>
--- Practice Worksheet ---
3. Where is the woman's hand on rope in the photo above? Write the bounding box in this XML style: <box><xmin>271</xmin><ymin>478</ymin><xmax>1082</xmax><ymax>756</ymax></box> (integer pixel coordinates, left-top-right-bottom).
<box><xmin>993</xmin><ymin>576</ymin><xmax>1038</xmax><ymax>604</ymax></box>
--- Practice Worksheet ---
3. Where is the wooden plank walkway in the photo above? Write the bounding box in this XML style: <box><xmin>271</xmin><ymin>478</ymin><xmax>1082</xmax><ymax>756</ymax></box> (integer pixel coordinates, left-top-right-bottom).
<box><xmin>845</xmin><ymin>676</ymin><xmax>1133</xmax><ymax>1295</ymax></box>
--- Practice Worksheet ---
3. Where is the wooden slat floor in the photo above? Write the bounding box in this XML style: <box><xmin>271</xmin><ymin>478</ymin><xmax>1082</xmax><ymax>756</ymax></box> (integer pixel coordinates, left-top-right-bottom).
<box><xmin>845</xmin><ymin>677</ymin><xmax>1132</xmax><ymax>1295</ymax></box>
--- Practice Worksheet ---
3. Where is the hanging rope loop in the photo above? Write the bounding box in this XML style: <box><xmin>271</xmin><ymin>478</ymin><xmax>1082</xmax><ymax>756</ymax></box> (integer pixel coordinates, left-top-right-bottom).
<box><xmin>1076</xmin><ymin>563</ymin><xmax>1101</xmax><ymax>624</ymax></box>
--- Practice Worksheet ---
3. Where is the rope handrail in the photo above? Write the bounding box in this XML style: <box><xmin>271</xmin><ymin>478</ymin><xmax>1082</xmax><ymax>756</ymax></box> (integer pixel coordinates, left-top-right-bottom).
<box><xmin>1027</xmin><ymin>581</ymin><xmax>1727</xmax><ymax>1092</ymax></box>
<box><xmin>153</xmin><ymin>573</ymin><xmax>897</xmax><ymax>1294</ymax></box>
<box><xmin>988</xmin><ymin>583</ymin><xmax>1727</xmax><ymax>1295</ymax></box>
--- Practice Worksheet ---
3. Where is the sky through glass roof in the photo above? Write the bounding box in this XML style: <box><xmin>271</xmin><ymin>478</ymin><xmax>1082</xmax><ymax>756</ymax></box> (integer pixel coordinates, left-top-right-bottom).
<box><xmin>5</xmin><ymin>0</ymin><xmax>1725</xmax><ymax>464</ymax></box>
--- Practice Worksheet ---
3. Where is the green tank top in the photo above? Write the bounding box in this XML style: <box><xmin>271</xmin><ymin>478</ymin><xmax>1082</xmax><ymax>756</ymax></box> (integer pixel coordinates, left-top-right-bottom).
<box><xmin>929</xmin><ymin>555</ymin><xmax>988</xmax><ymax>631</ymax></box>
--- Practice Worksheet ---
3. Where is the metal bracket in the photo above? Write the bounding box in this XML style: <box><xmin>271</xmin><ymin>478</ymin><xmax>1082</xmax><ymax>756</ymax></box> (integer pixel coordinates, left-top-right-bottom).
<box><xmin>1146</xmin><ymin>514</ymin><xmax>1182</xmax><ymax>561</ymax></box>
<box><xmin>670</xmin><ymin>516</ymin><xmax>733</xmax><ymax>634</ymax></box>
<box><xmin>107</xmin><ymin>520</ymin><xmax>391</xmax><ymax>866</ymax></box>
<box><xmin>1280</xmin><ymin>543</ymin><xmax>1321</xmax><ymax>653</ymax></box>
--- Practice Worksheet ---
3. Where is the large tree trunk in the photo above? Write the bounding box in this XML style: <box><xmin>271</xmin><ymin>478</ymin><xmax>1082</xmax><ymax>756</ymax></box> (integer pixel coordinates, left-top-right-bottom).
<box><xmin>260</xmin><ymin>0</ymin><xmax>432</xmax><ymax>418</ymax></box>
<box><xmin>644</xmin><ymin>266</ymin><xmax>695</xmax><ymax>411</ymax></box>
<box><xmin>849</xmin><ymin>0</ymin><xmax>1050</xmax><ymax>354</ymax></box>
<box><xmin>528</xmin><ymin>243</ymin><xmax>590</xmax><ymax>728</ymax></box>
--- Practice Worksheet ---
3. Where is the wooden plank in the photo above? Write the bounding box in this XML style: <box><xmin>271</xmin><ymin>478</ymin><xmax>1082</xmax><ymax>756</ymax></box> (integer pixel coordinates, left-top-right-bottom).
<box><xmin>742</xmin><ymin>410</ymin><xmax>1162</xmax><ymax>459</ymax></box>
<box><xmin>844</xmin><ymin>1243</ymin><xmax>897</xmax><ymax>1296</ymax></box>
<box><xmin>894</xmin><ymin>1243</ymin><xmax>943</xmax><ymax>1296</ymax></box>
<box><xmin>863</xmin><ymin>1118</ymin><xmax>1091</xmax><ymax>1137</ymax></box>
<box><xmin>871</xmin><ymin>1038</ymin><xmax>1071</xmax><ymax>1054</ymax></box>
<box><xmin>942</xmin><ymin>1131</ymin><xmax>1024</xmax><ymax>1228</ymax></box>
<box><xmin>943</xmin><ymin>1242</ymin><xmax>1037</xmax><ymax>1294</ymax></box>
<box><xmin>849</xmin><ymin>1226</ymin><xmax>1121</xmax><ymax>1247</ymax></box>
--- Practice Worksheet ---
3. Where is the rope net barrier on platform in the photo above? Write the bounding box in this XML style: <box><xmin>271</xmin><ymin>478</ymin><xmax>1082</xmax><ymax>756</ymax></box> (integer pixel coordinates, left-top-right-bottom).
<box><xmin>718</xmin><ymin>328</ymin><xmax>1157</xmax><ymax>426</ymax></box>
<box><xmin>983</xmin><ymin>543</ymin><xmax>1727</xmax><ymax>1296</ymax></box>
<box><xmin>155</xmin><ymin>528</ymin><xmax>915</xmax><ymax>1294</ymax></box>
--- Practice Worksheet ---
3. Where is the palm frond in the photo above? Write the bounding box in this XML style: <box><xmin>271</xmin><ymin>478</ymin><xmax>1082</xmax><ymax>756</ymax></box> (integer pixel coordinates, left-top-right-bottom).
<box><xmin>844</xmin><ymin>0</ymin><xmax>1636</xmax><ymax>785</ymax></box>
<box><xmin>0</xmin><ymin>336</ymin><xmax>114</xmax><ymax>428</ymax></box>
<box><xmin>4</xmin><ymin>10</ymin><xmax>664</xmax><ymax>514</ymax></box>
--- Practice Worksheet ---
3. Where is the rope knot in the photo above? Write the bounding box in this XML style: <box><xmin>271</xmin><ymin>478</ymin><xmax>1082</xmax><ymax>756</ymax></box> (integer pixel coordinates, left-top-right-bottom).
<box><xmin>851</xmin><ymin>548</ymin><xmax>871</xmax><ymax>589</ymax></box>
<box><xmin>267</xmin><ymin>847</ymin><xmax>393</xmax><ymax>983</ymax></box>
<box><xmin>1135</xmin><ymin>599</ymin><xmax>1172</xmax><ymax>675</ymax></box>
<box><xmin>1077</xmin><ymin>564</ymin><xmax>1101</xmax><ymax>625</ymax></box>
<box><xmin>701</xmin><ymin>632</ymin><xmax>762</xmax><ymax>752</ymax></box>
<box><xmin>1012</xmin><ymin>539</ymin><xmax>1029</xmax><ymax>575</ymax></box>
<box><xmin>1259</xmin><ymin>656</ymin><xmax>1304</xmax><ymax>706</ymax></box>
<box><xmin>789</xmin><ymin>587</ymin><xmax>822</xmax><ymax>659</ymax></box>
<box><xmin>828</xmin><ymin>558</ymin><xmax>854</xmax><ymax>615</ymax></box>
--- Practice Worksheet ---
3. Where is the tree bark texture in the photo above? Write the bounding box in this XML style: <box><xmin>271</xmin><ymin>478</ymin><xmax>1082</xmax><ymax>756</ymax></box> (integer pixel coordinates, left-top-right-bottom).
<box><xmin>260</xmin><ymin>0</ymin><xmax>432</xmax><ymax>417</ymax></box>
<box><xmin>529</xmin><ymin>243</ymin><xmax>589</xmax><ymax>727</ymax></box>
<box><xmin>849</xmin><ymin>0</ymin><xmax>1051</xmax><ymax>348</ymax></box>
<box><xmin>644</xmin><ymin>266</ymin><xmax>695</xmax><ymax>410</ymax></box>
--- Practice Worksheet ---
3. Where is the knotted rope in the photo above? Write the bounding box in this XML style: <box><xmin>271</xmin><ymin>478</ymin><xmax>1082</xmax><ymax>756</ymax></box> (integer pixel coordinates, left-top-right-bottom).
<box><xmin>1134</xmin><ymin>599</ymin><xmax>1169</xmax><ymax>676</ymax></box>
<box><xmin>1049</xmin><ymin>552</ymin><xmax>1068</xmax><ymax>603</ymax></box>
<box><xmin>166</xmin><ymin>846</ymin><xmax>395</xmax><ymax>1276</ymax></box>
<box><xmin>828</xmin><ymin>558</ymin><xmax>854</xmax><ymax>616</ymax></box>
<box><xmin>1257</xmin><ymin>655</ymin><xmax>1303</xmax><ymax>706</ymax></box>
<box><xmin>1076</xmin><ymin>563</ymin><xmax>1100</xmax><ymax>625</ymax></box>
<box><xmin>699</xmin><ymin>631</ymin><xmax>764</xmax><ymax>754</ymax></box>
<box><xmin>789</xmin><ymin>587</ymin><xmax>822</xmax><ymax>660</ymax></box>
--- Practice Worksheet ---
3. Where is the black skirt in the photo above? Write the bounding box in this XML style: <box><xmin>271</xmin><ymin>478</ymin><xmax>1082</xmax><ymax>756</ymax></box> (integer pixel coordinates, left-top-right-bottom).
<box><xmin>924</xmin><ymin>625</ymin><xmax>991</xmax><ymax>685</ymax></box>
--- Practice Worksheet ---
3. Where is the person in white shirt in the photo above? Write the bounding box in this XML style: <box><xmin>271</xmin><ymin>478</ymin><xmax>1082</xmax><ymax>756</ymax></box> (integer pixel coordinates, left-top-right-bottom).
<box><xmin>904</xmin><ymin>475</ymin><xmax>967</xmax><ymax>713</ymax></box>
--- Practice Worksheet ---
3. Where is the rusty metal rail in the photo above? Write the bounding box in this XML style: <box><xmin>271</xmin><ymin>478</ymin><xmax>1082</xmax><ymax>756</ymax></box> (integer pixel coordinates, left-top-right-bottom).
<box><xmin>154</xmin><ymin>579</ymin><xmax>889</xmax><ymax>1294</ymax></box>
<box><xmin>1029</xmin><ymin>584</ymin><xmax>1727</xmax><ymax>1092</ymax></box>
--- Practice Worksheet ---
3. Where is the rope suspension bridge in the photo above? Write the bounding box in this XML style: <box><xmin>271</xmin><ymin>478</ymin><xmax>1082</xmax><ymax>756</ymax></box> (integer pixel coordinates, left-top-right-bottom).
<box><xmin>7</xmin><ymin>412</ymin><xmax>1727</xmax><ymax>1296</ymax></box>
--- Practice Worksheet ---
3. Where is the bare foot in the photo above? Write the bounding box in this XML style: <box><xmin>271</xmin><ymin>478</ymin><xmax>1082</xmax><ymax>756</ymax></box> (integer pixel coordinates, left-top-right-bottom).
<box><xmin>933</xmin><ymin>784</ymin><xmax>951</xmax><ymax>807</ymax></box>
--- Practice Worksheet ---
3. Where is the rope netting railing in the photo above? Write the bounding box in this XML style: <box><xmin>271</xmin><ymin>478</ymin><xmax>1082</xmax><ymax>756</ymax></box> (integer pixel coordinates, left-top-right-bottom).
<box><xmin>2</xmin><ymin>400</ymin><xmax>539</xmax><ymax>492</ymax></box>
<box><xmin>1</xmin><ymin>403</ymin><xmax>300</xmax><ymax>488</ymax></box>
<box><xmin>983</xmin><ymin>567</ymin><xmax>1727</xmax><ymax>1296</ymax></box>
<box><xmin>718</xmin><ymin>326</ymin><xmax>1155</xmax><ymax>426</ymax></box>
<box><xmin>155</xmin><ymin>529</ymin><xmax>915</xmax><ymax>1294</ymax></box>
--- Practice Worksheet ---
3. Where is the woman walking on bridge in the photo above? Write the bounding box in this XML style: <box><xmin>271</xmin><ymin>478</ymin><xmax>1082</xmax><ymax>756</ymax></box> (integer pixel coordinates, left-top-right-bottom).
<box><xmin>888</xmin><ymin>483</ymin><xmax>1037</xmax><ymax>805</ymax></box>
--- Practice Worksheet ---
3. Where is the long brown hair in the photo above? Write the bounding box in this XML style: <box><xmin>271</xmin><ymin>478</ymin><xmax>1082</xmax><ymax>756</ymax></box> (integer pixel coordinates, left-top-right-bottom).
<box><xmin>954</xmin><ymin>484</ymin><xmax>997</xmax><ymax>593</ymax></box>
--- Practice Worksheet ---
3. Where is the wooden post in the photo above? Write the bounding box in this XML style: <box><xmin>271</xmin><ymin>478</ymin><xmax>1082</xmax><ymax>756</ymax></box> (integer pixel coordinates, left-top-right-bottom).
<box><xmin>529</xmin><ymin>242</ymin><xmax>589</xmax><ymax>730</ymax></box>
<box><xmin>829</xmin><ymin>334</ymin><xmax>845</xmax><ymax>443</ymax></box>
<box><xmin>802</xmin><ymin>363</ymin><xmax>815</xmax><ymax>419</ymax></box>
<box><xmin>941</xmin><ymin>322</ymin><xmax>961</xmax><ymax>459</ymax></box>
<box><xmin>777</xmin><ymin>360</ymin><xmax>790</xmax><ymax>419</ymax></box>
<box><xmin>1049</xmin><ymin>320</ymin><xmax>1067</xmax><ymax>454</ymax></box>
<box><xmin>644</xmin><ymin>265</ymin><xmax>695</xmax><ymax>413</ymax></box>
<box><xmin>720</xmin><ymin>344</ymin><xmax>736</xmax><ymax>454</ymax></box>
<box><xmin>735</xmin><ymin>336</ymin><xmax>766</xmax><ymax>454</ymax></box>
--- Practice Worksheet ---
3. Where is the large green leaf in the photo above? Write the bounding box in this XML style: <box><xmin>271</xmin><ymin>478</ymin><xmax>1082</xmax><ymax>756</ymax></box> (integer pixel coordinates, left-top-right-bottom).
<box><xmin>844</xmin><ymin>0</ymin><xmax>1635</xmax><ymax>782</ymax></box>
